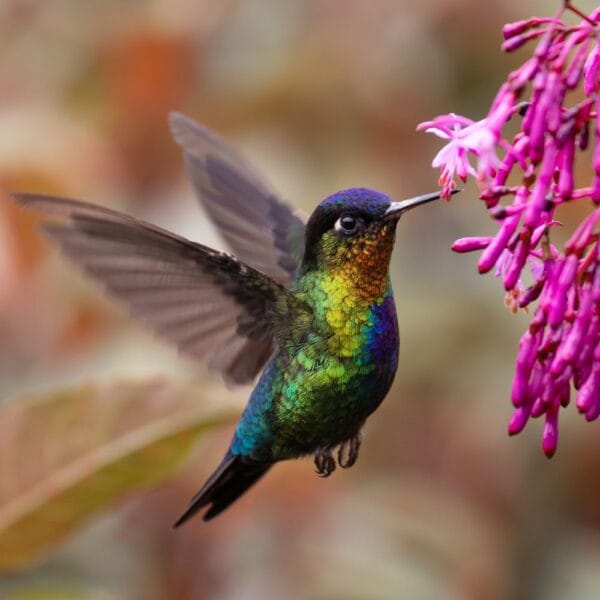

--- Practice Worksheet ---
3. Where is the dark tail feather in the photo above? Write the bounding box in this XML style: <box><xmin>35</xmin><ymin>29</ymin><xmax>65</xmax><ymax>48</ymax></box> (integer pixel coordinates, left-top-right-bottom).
<box><xmin>173</xmin><ymin>454</ymin><xmax>271</xmax><ymax>527</ymax></box>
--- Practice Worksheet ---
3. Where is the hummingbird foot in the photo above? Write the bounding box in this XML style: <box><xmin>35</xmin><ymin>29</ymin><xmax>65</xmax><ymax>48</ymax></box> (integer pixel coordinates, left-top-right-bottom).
<box><xmin>337</xmin><ymin>431</ymin><xmax>362</xmax><ymax>469</ymax></box>
<box><xmin>314</xmin><ymin>448</ymin><xmax>336</xmax><ymax>477</ymax></box>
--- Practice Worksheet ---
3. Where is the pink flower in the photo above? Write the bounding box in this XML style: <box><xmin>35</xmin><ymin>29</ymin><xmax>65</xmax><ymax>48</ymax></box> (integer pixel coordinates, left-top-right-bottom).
<box><xmin>417</xmin><ymin>114</ymin><xmax>501</xmax><ymax>200</ymax></box>
<box><xmin>419</xmin><ymin>3</ymin><xmax>600</xmax><ymax>457</ymax></box>
<box><xmin>584</xmin><ymin>44</ymin><xmax>600</xmax><ymax>96</ymax></box>
<box><xmin>509</xmin><ymin>217</ymin><xmax>600</xmax><ymax>457</ymax></box>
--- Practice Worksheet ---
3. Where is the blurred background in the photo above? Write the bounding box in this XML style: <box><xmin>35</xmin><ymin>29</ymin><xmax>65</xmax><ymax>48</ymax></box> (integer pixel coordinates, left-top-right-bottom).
<box><xmin>1</xmin><ymin>0</ymin><xmax>600</xmax><ymax>598</ymax></box>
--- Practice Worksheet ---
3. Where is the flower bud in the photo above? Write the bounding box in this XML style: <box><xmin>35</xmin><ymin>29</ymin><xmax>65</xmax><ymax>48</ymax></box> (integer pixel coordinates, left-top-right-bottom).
<box><xmin>451</xmin><ymin>237</ymin><xmax>492</xmax><ymax>253</ymax></box>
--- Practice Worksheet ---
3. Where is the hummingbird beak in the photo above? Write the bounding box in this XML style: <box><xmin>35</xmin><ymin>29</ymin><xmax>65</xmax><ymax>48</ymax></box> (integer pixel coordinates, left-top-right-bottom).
<box><xmin>383</xmin><ymin>189</ymin><xmax>460</xmax><ymax>220</ymax></box>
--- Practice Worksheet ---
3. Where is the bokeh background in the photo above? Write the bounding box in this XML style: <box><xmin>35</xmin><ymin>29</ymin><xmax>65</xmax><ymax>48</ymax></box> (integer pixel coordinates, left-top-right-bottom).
<box><xmin>1</xmin><ymin>1</ymin><xmax>600</xmax><ymax>598</ymax></box>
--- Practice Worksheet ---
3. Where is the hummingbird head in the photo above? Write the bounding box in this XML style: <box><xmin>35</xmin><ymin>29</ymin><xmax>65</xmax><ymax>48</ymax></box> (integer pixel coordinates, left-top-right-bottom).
<box><xmin>300</xmin><ymin>187</ymin><xmax>445</xmax><ymax>280</ymax></box>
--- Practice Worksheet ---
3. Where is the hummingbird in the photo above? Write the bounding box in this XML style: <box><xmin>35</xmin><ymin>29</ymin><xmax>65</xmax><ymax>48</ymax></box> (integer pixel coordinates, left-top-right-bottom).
<box><xmin>13</xmin><ymin>112</ymin><xmax>451</xmax><ymax>525</ymax></box>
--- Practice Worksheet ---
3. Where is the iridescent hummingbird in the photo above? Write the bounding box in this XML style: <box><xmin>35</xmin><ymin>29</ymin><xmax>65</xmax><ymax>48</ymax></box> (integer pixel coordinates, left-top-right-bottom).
<box><xmin>14</xmin><ymin>113</ymin><xmax>451</xmax><ymax>525</ymax></box>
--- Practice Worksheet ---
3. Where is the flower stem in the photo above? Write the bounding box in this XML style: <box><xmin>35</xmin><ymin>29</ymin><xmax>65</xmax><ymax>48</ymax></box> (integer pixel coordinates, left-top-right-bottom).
<box><xmin>564</xmin><ymin>1</ymin><xmax>597</xmax><ymax>27</ymax></box>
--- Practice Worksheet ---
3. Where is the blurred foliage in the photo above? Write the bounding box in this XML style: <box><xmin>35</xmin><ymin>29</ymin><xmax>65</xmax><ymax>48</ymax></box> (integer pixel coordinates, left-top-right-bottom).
<box><xmin>1</xmin><ymin>0</ymin><xmax>600</xmax><ymax>599</ymax></box>
<box><xmin>0</xmin><ymin>380</ymin><xmax>237</xmax><ymax>571</ymax></box>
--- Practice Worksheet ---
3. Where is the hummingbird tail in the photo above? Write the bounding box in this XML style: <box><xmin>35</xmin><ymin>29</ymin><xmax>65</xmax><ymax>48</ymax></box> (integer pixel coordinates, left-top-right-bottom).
<box><xmin>173</xmin><ymin>453</ymin><xmax>271</xmax><ymax>526</ymax></box>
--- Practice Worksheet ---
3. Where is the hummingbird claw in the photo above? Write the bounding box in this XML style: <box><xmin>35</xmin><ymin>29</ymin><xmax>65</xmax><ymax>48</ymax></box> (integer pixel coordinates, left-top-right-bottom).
<box><xmin>337</xmin><ymin>431</ymin><xmax>362</xmax><ymax>469</ymax></box>
<box><xmin>314</xmin><ymin>448</ymin><xmax>336</xmax><ymax>477</ymax></box>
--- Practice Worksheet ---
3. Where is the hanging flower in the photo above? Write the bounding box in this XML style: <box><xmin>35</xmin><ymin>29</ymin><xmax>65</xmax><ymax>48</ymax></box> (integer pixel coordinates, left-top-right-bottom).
<box><xmin>417</xmin><ymin>114</ymin><xmax>501</xmax><ymax>199</ymax></box>
<box><xmin>419</xmin><ymin>2</ymin><xmax>600</xmax><ymax>457</ymax></box>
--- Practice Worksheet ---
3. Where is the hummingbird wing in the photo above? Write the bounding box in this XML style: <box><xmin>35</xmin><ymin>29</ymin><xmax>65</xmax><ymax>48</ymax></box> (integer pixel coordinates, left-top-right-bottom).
<box><xmin>169</xmin><ymin>112</ymin><xmax>306</xmax><ymax>287</ymax></box>
<box><xmin>14</xmin><ymin>193</ymin><xmax>307</xmax><ymax>385</ymax></box>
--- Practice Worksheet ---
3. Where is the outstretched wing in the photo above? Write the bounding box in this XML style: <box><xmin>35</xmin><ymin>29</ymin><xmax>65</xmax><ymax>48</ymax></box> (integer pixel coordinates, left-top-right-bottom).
<box><xmin>169</xmin><ymin>112</ymin><xmax>306</xmax><ymax>286</ymax></box>
<box><xmin>14</xmin><ymin>193</ymin><xmax>306</xmax><ymax>386</ymax></box>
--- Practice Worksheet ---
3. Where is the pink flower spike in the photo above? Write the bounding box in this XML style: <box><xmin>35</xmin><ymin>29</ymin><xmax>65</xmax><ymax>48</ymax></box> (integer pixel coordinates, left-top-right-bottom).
<box><xmin>548</xmin><ymin>254</ymin><xmax>578</xmax><ymax>328</ymax></box>
<box><xmin>487</xmin><ymin>86</ymin><xmax>516</xmax><ymax>133</ymax></box>
<box><xmin>565</xmin><ymin>41</ymin><xmax>590</xmax><ymax>89</ymax></box>
<box><xmin>577</xmin><ymin>365</ymin><xmax>600</xmax><ymax>420</ymax></box>
<box><xmin>555</xmin><ymin>25</ymin><xmax>587</xmax><ymax>70</ymax></box>
<box><xmin>508</xmin><ymin>406</ymin><xmax>531</xmax><ymax>435</ymax></box>
<box><xmin>502</xmin><ymin>19</ymin><xmax>535</xmax><ymax>40</ymax></box>
<box><xmin>584</xmin><ymin>44</ymin><xmax>600</xmax><ymax>97</ymax></box>
<box><xmin>593</xmin><ymin>264</ymin><xmax>600</xmax><ymax>303</ymax></box>
<box><xmin>566</xmin><ymin>209</ymin><xmax>600</xmax><ymax>254</ymax></box>
<box><xmin>478</xmin><ymin>218</ymin><xmax>519</xmax><ymax>273</ymax></box>
<box><xmin>542</xmin><ymin>406</ymin><xmax>559</xmax><ymax>458</ymax></box>
<box><xmin>490</xmin><ymin>204</ymin><xmax>526</xmax><ymax>219</ymax></box>
<box><xmin>575</xmin><ymin>339</ymin><xmax>596</xmax><ymax>389</ymax></box>
<box><xmin>533</xmin><ymin>21</ymin><xmax>558</xmax><ymax>60</ymax></box>
<box><xmin>591</xmin><ymin>175</ymin><xmax>600</xmax><ymax>204</ymax></box>
<box><xmin>524</xmin><ymin>140</ymin><xmax>558</xmax><ymax>228</ymax></box>
<box><xmin>502</xmin><ymin>30</ymin><xmax>545</xmax><ymax>53</ymax></box>
<box><xmin>519</xmin><ymin>278</ymin><xmax>545</xmax><ymax>308</ymax></box>
<box><xmin>511</xmin><ymin>330</ymin><xmax>539</xmax><ymax>407</ymax></box>
<box><xmin>585</xmin><ymin>402</ymin><xmax>600</xmax><ymax>423</ymax></box>
<box><xmin>451</xmin><ymin>237</ymin><xmax>493</xmax><ymax>253</ymax></box>
<box><xmin>558</xmin><ymin>137</ymin><xmax>575</xmax><ymax>199</ymax></box>
<box><xmin>593</xmin><ymin>113</ymin><xmax>600</xmax><ymax>176</ymax></box>
<box><xmin>529</xmin><ymin>365</ymin><xmax>546</xmax><ymax>404</ymax></box>
<box><xmin>531</xmin><ymin>397</ymin><xmax>545</xmax><ymax>418</ymax></box>
<box><xmin>477</xmin><ymin>187</ymin><xmax>528</xmax><ymax>273</ymax></box>
<box><xmin>509</xmin><ymin>58</ymin><xmax>539</xmax><ymax>91</ymax></box>
<box><xmin>528</xmin><ymin>73</ymin><xmax>561</xmax><ymax>161</ymax></box>
<box><xmin>419</xmin><ymin>5</ymin><xmax>600</xmax><ymax>456</ymax></box>
<box><xmin>502</xmin><ymin>18</ymin><xmax>562</xmax><ymax>40</ymax></box>
<box><xmin>540</xmin><ymin>259</ymin><xmax>566</xmax><ymax>315</ymax></box>
<box><xmin>553</xmin><ymin>287</ymin><xmax>594</xmax><ymax>371</ymax></box>
<box><xmin>493</xmin><ymin>153</ymin><xmax>518</xmax><ymax>189</ymax></box>
<box><xmin>503</xmin><ymin>237</ymin><xmax>531</xmax><ymax>291</ymax></box>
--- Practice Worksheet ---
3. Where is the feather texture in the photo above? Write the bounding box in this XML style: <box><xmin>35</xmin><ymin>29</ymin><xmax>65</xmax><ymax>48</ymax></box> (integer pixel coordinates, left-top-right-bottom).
<box><xmin>173</xmin><ymin>453</ymin><xmax>271</xmax><ymax>525</ymax></box>
<box><xmin>13</xmin><ymin>193</ymin><xmax>304</xmax><ymax>385</ymax></box>
<box><xmin>169</xmin><ymin>112</ymin><xmax>306</xmax><ymax>286</ymax></box>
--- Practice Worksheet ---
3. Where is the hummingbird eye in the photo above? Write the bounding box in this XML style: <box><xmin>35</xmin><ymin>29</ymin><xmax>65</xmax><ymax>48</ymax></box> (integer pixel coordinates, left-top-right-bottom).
<box><xmin>334</xmin><ymin>214</ymin><xmax>362</xmax><ymax>236</ymax></box>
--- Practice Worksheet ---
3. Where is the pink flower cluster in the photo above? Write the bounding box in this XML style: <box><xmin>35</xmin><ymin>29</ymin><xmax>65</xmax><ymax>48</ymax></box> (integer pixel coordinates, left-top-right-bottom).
<box><xmin>419</xmin><ymin>3</ymin><xmax>600</xmax><ymax>457</ymax></box>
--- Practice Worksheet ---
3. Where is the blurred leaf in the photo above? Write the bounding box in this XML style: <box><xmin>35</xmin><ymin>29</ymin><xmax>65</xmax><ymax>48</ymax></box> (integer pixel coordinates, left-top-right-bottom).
<box><xmin>5</xmin><ymin>585</ymin><xmax>92</xmax><ymax>600</ymax></box>
<box><xmin>0</xmin><ymin>379</ymin><xmax>237</xmax><ymax>571</ymax></box>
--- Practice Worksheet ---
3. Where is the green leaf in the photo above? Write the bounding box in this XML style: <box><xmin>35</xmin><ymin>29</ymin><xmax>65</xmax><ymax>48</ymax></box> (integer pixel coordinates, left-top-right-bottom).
<box><xmin>0</xmin><ymin>379</ymin><xmax>238</xmax><ymax>571</ymax></box>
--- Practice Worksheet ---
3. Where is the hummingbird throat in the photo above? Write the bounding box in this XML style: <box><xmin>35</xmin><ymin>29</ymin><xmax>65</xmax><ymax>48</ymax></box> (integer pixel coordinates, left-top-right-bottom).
<box><xmin>296</xmin><ymin>221</ymin><xmax>397</xmax><ymax>353</ymax></box>
<box><xmin>328</xmin><ymin>220</ymin><xmax>396</xmax><ymax>301</ymax></box>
